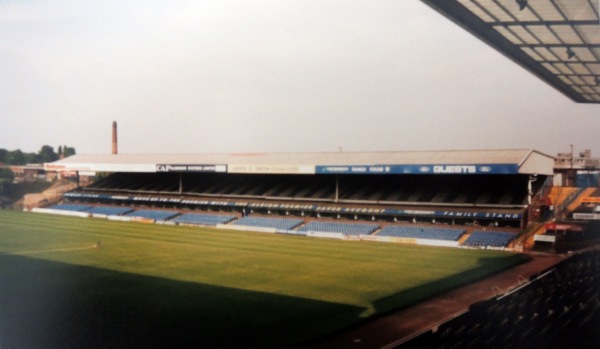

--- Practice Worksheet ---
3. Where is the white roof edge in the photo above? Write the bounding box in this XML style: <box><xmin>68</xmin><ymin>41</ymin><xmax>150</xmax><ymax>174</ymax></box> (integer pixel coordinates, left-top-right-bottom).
<box><xmin>44</xmin><ymin>149</ymin><xmax>555</xmax><ymax>175</ymax></box>
<box><xmin>517</xmin><ymin>150</ymin><xmax>555</xmax><ymax>176</ymax></box>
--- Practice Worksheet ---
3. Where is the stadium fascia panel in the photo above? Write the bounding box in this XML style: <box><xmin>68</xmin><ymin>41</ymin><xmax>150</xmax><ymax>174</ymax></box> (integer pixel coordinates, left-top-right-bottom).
<box><xmin>65</xmin><ymin>192</ymin><xmax>524</xmax><ymax>220</ymax></box>
<box><xmin>56</xmin><ymin>163</ymin><xmax>523</xmax><ymax>175</ymax></box>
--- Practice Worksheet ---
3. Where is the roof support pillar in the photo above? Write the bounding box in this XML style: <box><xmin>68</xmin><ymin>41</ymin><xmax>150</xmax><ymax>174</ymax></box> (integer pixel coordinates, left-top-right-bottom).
<box><xmin>179</xmin><ymin>173</ymin><xmax>183</xmax><ymax>194</ymax></box>
<box><xmin>335</xmin><ymin>175</ymin><xmax>339</xmax><ymax>203</ymax></box>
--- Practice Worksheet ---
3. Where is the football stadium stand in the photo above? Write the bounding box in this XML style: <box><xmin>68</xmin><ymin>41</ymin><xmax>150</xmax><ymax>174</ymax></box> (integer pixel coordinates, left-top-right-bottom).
<box><xmin>396</xmin><ymin>248</ymin><xmax>600</xmax><ymax>349</ymax></box>
<box><xmin>41</xmin><ymin>149</ymin><xmax>562</xmax><ymax>246</ymax></box>
<box><xmin>48</xmin><ymin>149</ymin><xmax>555</xmax><ymax>232</ymax></box>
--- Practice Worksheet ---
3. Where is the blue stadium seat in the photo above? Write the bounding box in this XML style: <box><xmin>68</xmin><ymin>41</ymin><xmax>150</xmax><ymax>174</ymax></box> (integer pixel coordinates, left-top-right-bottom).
<box><xmin>377</xmin><ymin>226</ymin><xmax>465</xmax><ymax>241</ymax></box>
<box><xmin>125</xmin><ymin>209</ymin><xmax>180</xmax><ymax>221</ymax></box>
<box><xmin>298</xmin><ymin>221</ymin><xmax>379</xmax><ymax>236</ymax></box>
<box><xmin>231</xmin><ymin>217</ymin><xmax>304</xmax><ymax>230</ymax></box>
<box><xmin>401</xmin><ymin>250</ymin><xmax>600</xmax><ymax>349</ymax></box>
<box><xmin>463</xmin><ymin>230</ymin><xmax>517</xmax><ymax>247</ymax></box>
<box><xmin>88</xmin><ymin>206</ymin><xmax>134</xmax><ymax>216</ymax></box>
<box><xmin>49</xmin><ymin>204</ymin><xmax>93</xmax><ymax>212</ymax></box>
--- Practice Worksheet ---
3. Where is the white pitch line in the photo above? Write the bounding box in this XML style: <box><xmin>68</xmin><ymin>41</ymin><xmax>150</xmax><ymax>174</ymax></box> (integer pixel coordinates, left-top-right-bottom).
<box><xmin>5</xmin><ymin>245</ymin><xmax>99</xmax><ymax>255</ymax></box>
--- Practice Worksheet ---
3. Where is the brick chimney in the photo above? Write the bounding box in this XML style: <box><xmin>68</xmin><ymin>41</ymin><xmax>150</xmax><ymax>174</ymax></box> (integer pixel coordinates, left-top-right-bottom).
<box><xmin>112</xmin><ymin>121</ymin><xmax>118</xmax><ymax>155</ymax></box>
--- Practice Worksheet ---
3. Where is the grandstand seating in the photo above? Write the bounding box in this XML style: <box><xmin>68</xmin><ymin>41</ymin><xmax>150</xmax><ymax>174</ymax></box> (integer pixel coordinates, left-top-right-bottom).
<box><xmin>125</xmin><ymin>209</ymin><xmax>180</xmax><ymax>221</ymax></box>
<box><xmin>87</xmin><ymin>206</ymin><xmax>134</xmax><ymax>216</ymax></box>
<box><xmin>298</xmin><ymin>221</ymin><xmax>379</xmax><ymax>236</ymax></box>
<box><xmin>397</xmin><ymin>249</ymin><xmax>600</xmax><ymax>349</ymax></box>
<box><xmin>49</xmin><ymin>204</ymin><xmax>93</xmax><ymax>212</ymax></box>
<box><xmin>462</xmin><ymin>230</ymin><xmax>517</xmax><ymax>248</ymax></box>
<box><xmin>88</xmin><ymin>173</ymin><xmax>337</xmax><ymax>200</ymax></box>
<box><xmin>337</xmin><ymin>174</ymin><xmax>533</xmax><ymax>206</ymax></box>
<box><xmin>378</xmin><ymin>226</ymin><xmax>465</xmax><ymax>241</ymax></box>
<box><xmin>171</xmin><ymin>213</ymin><xmax>236</xmax><ymax>226</ymax></box>
<box><xmin>83</xmin><ymin>172</ymin><xmax>535</xmax><ymax>207</ymax></box>
<box><xmin>230</xmin><ymin>216</ymin><xmax>304</xmax><ymax>230</ymax></box>
<box><xmin>70</xmin><ymin>169</ymin><xmax>534</xmax><ymax>231</ymax></box>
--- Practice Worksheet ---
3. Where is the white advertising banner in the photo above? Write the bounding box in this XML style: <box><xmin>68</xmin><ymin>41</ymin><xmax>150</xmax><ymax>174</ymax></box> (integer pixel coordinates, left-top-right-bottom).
<box><xmin>54</xmin><ymin>163</ymin><xmax>157</xmax><ymax>173</ymax></box>
<box><xmin>306</xmin><ymin>231</ymin><xmax>344</xmax><ymax>239</ymax></box>
<box><xmin>415</xmin><ymin>239</ymin><xmax>459</xmax><ymax>247</ymax></box>
<box><xmin>228</xmin><ymin>164</ymin><xmax>315</xmax><ymax>174</ymax></box>
<box><xmin>534</xmin><ymin>234</ymin><xmax>556</xmax><ymax>242</ymax></box>
<box><xmin>573</xmin><ymin>213</ymin><xmax>600</xmax><ymax>220</ymax></box>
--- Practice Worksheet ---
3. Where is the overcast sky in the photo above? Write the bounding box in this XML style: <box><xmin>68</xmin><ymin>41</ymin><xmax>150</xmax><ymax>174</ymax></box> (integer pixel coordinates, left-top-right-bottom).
<box><xmin>1</xmin><ymin>0</ymin><xmax>598</xmax><ymax>157</ymax></box>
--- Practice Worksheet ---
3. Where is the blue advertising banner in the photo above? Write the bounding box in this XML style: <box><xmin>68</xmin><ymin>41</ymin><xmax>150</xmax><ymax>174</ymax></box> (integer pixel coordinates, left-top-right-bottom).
<box><xmin>385</xmin><ymin>209</ymin><xmax>523</xmax><ymax>220</ymax></box>
<box><xmin>314</xmin><ymin>205</ymin><xmax>522</xmax><ymax>219</ymax></box>
<box><xmin>315</xmin><ymin>164</ymin><xmax>519</xmax><ymax>175</ymax></box>
<box><xmin>64</xmin><ymin>192</ymin><xmax>523</xmax><ymax>220</ymax></box>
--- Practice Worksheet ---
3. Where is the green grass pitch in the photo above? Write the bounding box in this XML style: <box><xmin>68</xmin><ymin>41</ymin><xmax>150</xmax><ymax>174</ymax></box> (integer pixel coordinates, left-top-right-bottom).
<box><xmin>0</xmin><ymin>210</ymin><xmax>529</xmax><ymax>348</ymax></box>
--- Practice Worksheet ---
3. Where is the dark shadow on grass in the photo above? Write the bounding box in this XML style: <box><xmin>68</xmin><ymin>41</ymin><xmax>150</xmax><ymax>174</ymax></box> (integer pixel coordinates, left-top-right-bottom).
<box><xmin>0</xmin><ymin>254</ymin><xmax>364</xmax><ymax>349</ymax></box>
<box><xmin>371</xmin><ymin>252</ymin><xmax>531</xmax><ymax>314</ymax></box>
<box><xmin>292</xmin><ymin>252</ymin><xmax>531</xmax><ymax>348</ymax></box>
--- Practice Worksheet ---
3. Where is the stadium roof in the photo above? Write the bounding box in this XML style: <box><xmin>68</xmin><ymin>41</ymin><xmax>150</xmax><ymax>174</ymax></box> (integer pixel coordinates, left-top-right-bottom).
<box><xmin>422</xmin><ymin>0</ymin><xmax>600</xmax><ymax>104</ymax></box>
<box><xmin>45</xmin><ymin>149</ymin><xmax>554</xmax><ymax>175</ymax></box>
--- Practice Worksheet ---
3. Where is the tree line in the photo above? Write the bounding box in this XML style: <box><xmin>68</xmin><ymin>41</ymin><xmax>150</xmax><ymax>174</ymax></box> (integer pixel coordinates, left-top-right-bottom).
<box><xmin>0</xmin><ymin>145</ymin><xmax>76</xmax><ymax>166</ymax></box>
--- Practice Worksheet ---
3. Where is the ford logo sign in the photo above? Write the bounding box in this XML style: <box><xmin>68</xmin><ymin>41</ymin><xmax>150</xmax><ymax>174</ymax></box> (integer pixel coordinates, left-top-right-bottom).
<box><xmin>479</xmin><ymin>166</ymin><xmax>492</xmax><ymax>173</ymax></box>
<box><xmin>419</xmin><ymin>166</ymin><xmax>431</xmax><ymax>172</ymax></box>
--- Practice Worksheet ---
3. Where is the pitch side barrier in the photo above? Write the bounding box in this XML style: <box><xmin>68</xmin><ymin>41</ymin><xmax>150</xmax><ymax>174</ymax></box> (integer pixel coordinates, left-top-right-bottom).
<box><xmin>31</xmin><ymin>207</ymin><xmax>91</xmax><ymax>218</ymax></box>
<box><xmin>107</xmin><ymin>215</ymin><xmax>132</xmax><ymax>222</ymax></box>
<box><xmin>276</xmin><ymin>229</ymin><xmax>308</xmax><ymax>236</ymax></box>
<box><xmin>306</xmin><ymin>231</ymin><xmax>345</xmax><ymax>239</ymax></box>
<box><xmin>358</xmin><ymin>235</ymin><xmax>460</xmax><ymax>247</ymax></box>
<box><xmin>217</xmin><ymin>224</ymin><xmax>278</xmax><ymax>234</ymax></box>
<box><xmin>215</xmin><ymin>224</ymin><xmax>310</xmax><ymax>236</ymax></box>
<box><xmin>64</xmin><ymin>192</ymin><xmax>523</xmax><ymax>221</ymax></box>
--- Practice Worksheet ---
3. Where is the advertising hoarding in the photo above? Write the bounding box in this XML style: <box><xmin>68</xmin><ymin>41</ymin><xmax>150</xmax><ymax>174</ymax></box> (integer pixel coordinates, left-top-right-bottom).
<box><xmin>315</xmin><ymin>164</ymin><xmax>519</xmax><ymax>175</ymax></box>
